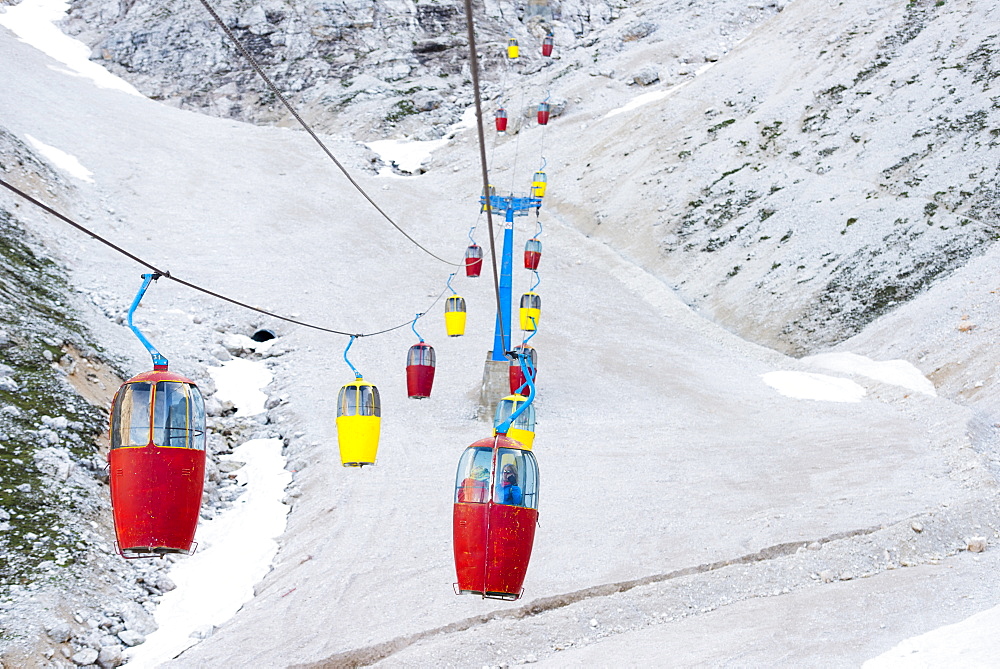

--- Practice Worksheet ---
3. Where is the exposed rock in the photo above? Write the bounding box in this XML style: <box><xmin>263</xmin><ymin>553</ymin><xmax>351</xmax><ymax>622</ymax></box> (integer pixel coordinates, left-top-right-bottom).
<box><xmin>97</xmin><ymin>644</ymin><xmax>123</xmax><ymax>669</ymax></box>
<box><xmin>47</xmin><ymin>622</ymin><xmax>73</xmax><ymax>643</ymax></box>
<box><xmin>632</xmin><ymin>66</ymin><xmax>659</xmax><ymax>86</ymax></box>
<box><xmin>71</xmin><ymin>648</ymin><xmax>99</xmax><ymax>666</ymax></box>
<box><xmin>966</xmin><ymin>537</ymin><xmax>987</xmax><ymax>553</ymax></box>
<box><xmin>117</xmin><ymin>630</ymin><xmax>145</xmax><ymax>647</ymax></box>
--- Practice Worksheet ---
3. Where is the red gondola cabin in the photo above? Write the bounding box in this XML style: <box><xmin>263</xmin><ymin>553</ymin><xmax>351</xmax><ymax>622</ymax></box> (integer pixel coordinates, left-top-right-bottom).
<box><xmin>495</xmin><ymin>108</ymin><xmax>508</xmax><ymax>133</ymax></box>
<box><xmin>406</xmin><ymin>342</ymin><xmax>436</xmax><ymax>399</ymax></box>
<box><xmin>465</xmin><ymin>244</ymin><xmax>483</xmax><ymax>278</ymax></box>
<box><xmin>109</xmin><ymin>369</ymin><xmax>207</xmax><ymax>557</ymax></box>
<box><xmin>537</xmin><ymin>101</ymin><xmax>551</xmax><ymax>126</ymax></box>
<box><xmin>524</xmin><ymin>238</ymin><xmax>542</xmax><ymax>270</ymax></box>
<box><xmin>453</xmin><ymin>435</ymin><xmax>539</xmax><ymax>600</ymax></box>
<box><xmin>542</xmin><ymin>34</ymin><xmax>554</xmax><ymax>57</ymax></box>
<box><xmin>509</xmin><ymin>344</ymin><xmax>537</xmax><ymax>396</ymax></box>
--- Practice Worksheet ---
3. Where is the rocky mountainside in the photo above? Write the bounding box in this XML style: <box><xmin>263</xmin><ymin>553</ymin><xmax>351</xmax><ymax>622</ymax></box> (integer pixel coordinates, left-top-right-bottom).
<box><xmin>0</xmin><ymin>135</ymin><xmax>288</xmax><ymax>666</ymax></box>
<box><xmin>63</xmin><ymin>0</ymin><xmax>999</xmax><ymax>370</ymax></box>
<box><xmin>3</xmin><ymin>0</ymin><xmax>1000</xmax><ymax>665</ymax></box>
<box><xmin>550</xmin><ymin>0</ymin><xmax>1000</xmax><ymax>360</ymax></box>
<box><xmin>61</xmin><ymin>0</ymin><xmax>787</xmax><ymax>139</ymax></box>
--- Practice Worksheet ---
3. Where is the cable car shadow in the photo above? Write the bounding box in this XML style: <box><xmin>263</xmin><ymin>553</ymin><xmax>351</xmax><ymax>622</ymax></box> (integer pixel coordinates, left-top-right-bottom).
<box><xmin>295</xmin><ymin>524</ymin><xmax>884</xmax><ymax>668</ymax></box>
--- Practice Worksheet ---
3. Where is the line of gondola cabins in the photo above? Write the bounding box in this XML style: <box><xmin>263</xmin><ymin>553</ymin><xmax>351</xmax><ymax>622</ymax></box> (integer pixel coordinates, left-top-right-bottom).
<box><xmin>106</xmin><ymin>33</ymin><xmax>555</xmax><ymax>602</ymax></box>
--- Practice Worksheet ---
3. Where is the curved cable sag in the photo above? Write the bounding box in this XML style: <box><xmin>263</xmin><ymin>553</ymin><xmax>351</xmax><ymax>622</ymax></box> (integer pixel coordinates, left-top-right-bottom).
<box><xmin>0</xmin><ymin>177</ymin><xmax>437</xmax><ymax>339</ymax></box>
<box><xmin>343</xmin><ymin>335</ymin><xmax>363</xmax><ymax>378</ymax></box>
<box><xmin>411</xmin><ymin>313</ymin><xmax>425</xmax><ymax>342</ymax></box>
<box><xmin>194</xmin><ymin>0</ymin><xmax>459</xmax><ymax>267</ymax></box>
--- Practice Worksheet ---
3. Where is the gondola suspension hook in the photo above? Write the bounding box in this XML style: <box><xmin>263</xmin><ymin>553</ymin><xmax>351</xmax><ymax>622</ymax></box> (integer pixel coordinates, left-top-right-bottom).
<box><xmin>127</xmin><ymin>273</ymin><xmax>169</xmax><ymax>370</ymax></box>
<box><xmin>446</xmin><ymin>272</ymin><xmax>458</xmax><ymax>295</ymax></box>
<box><xmin>530</xmin><ymin>270</ymin><xmax>540</xmax><ymax>292</ymax></box>
<box><xmin>343</xmin><ymin>335</ymin><xmax>363</xmax><ymax>379</ymax></box>
<box><xmin>411</xmin><ymin>313</ymin><xmax>425</xmax><ymax>343</ymax></box>
<box><xmin>498</xmin><ymin>316</ymin><xmax>538</xmax><ymax>433</ymax></box>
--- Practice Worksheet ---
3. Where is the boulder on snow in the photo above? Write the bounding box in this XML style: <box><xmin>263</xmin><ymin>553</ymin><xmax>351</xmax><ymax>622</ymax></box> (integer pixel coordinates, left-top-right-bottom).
<box><xmin>632</xmin><ymin>67</ymin><xmax>660</xmax><ymax>86</ymax></box>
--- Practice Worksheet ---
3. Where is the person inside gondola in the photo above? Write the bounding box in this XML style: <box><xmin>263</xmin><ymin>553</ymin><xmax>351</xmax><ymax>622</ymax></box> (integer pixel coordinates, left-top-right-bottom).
<box><xmin>499</xmin><ymin>463</ymin><xmax>523</xmax><ymax>506</ymax></box>
<box><xmin>458</xmin><ymin>465</ymin><xmax>490</xmax><ymax>503</ymax></box>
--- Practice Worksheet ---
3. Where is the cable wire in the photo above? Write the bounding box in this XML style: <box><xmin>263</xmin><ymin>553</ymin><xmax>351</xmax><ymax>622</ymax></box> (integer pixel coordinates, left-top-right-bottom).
<box><xmin>0</xmin><ymin>177</ymin><xmax>446</xmax><ymax>338</ymax></box>
<box><xmin>194</xmin><ymin>0</ymin><xmax>460</xmax><ymax>267</ymax></box>
<box><xmin>463</xmin><ymin>0</ymin><xmax>509</xmax><ymax>357</ymax></box>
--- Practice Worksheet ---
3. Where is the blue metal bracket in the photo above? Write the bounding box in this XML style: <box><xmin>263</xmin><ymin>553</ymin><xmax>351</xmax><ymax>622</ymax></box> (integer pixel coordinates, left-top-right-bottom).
<box><xmin>446</xmin><ymin>272</ymin><xmax>458</xmax><ymax>295</ymax></box>
<box><xmin>127</xmin><ymin>273</ymin><xmax>169</xmax><ymax>370</ymax></box>
<box><xmin>411</xmin><ymin>313</ymin><xmax>425</xmax><ymax>343</ymax></box>
<box><xmin>343</xmin><ymin>335</ymin><xmax>363</xmax><ymax>379</ymax></box>
<box><xmin>479</xmin><ymin>192</ymin><xmax>542</xmax><ymax>218</ymax></box>
<box><xmin>530</xmin><ymin>270</ymin><xmax>540</xmax><ymax>292</ymax></box>
<box><xmin>497</xmin><ymin>316</ymin><xmax>537</xmax><ymax>433</ymax></box>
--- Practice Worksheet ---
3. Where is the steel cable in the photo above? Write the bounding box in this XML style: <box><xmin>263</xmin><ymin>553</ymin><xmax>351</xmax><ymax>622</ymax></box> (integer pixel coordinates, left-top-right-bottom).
<box><xmin>0</xmin><ymin>177</ymin><xmax>446</xmax><ymax>338</ymax></box>
<box><xmin>195</xmin><ymin>0</ymin><xmax>460</xmax><ymax>266</ymax></box>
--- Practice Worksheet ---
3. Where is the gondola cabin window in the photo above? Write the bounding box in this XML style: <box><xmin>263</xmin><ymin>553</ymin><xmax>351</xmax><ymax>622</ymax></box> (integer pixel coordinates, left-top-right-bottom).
<box><xmin>338</xmin><ymin>383</ymin><xmax>381</xmax><ymax>417</ymax></box>
<box><xmin>111</xmin><ymin>381</ymin><xmax>206</xmax><ymax>449</ymax></box>
<box><xmin>494</xmin><ymin>448</ymin><xmax>539</xmax><ymax>509</ymax></box>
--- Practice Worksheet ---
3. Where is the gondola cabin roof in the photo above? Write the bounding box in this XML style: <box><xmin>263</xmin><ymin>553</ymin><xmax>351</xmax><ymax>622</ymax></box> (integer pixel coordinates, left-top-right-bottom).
<box><xmin>121</xmin><ymin>369</ymin><xmax>198</xmax><ymax>386</ymax></box>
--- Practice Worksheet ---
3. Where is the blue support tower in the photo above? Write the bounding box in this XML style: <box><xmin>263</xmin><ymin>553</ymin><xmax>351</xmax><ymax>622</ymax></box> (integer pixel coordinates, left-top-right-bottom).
<box><xmin>479</xmin><ymin>192</ymin><xmax>542</xmax><ymax>362</ymax></box>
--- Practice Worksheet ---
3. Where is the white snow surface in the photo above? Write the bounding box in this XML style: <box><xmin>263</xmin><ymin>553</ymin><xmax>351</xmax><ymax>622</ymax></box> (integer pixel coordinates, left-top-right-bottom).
<box><xmin>762</xmin><ymin>370</ymin><xmax>867</xmax><ymax>403</ymax></box>
<box><xmin>367</xmin><ymin>106</ymin><xmax>476</xmax><ymax>175</ymax></box>
<box><xmin>0</xmin><ymin>0</ymin><xmax>141</xmax><ymax>95</ymax></box>
<box><xmin>3</xmin><ymin>0</ymin><xmax>1000</xmax><ymax>665</ymax></box>
<box><xmin>24</xmin><ymin>133</ymin><xmax>94</xmax><ymax>182</ymax></box>
<box><xmin>207</xmin><ymin>357</ymin><xmax>273</xmax><ymax>416</ymax></box>
<box><xmin>865</xmin><ymin>602</ymin><xmax>1000</xmax><ymax>668</ymax></box>
<box><xmin>367</xmin><ymin>137</ymin><xmax>450</xmax><ymax>175</ymax></box>
<box><xmin>803</xmin><ymin>352</ymin><xmax>937</xmax><ymax>397</ymax></box>
<box><xmin>123</xmin><ymin>438</ymin><xmax>291</xmax><ymax>668</ymax></box>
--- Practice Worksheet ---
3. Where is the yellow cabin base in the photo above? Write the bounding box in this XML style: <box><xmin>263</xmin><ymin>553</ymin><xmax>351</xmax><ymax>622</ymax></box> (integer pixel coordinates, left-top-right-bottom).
<box><xmin>445</xmin><ymin>311</ymin><xmax>467</xmax><ymax>337</ymax></box>
<box><xmin>520</xmin><ymin>308</ymin><xmax>540</xmax><ymax>331</ymax></box>
<box><xmin>495</xmin><ymin>427</ymin><xmax>534</xmax><ymax>450</ymax></box>
<box><xmin>337</xmin><ymin>415</ymin><xmax>380</xmax><ymax>466</ymax></box>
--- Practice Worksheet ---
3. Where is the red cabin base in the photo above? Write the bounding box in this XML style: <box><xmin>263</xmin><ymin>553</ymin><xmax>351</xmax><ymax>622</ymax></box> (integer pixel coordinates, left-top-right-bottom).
<box><xmin>109</xmin><ymin>446</ymin><xmax>205</xmax><ymax>556</ymax></box>
<box><xmin>406</xmin><ymin>363</ymin><xmax>435</xmax><ymax>399</ymax></box>
<box><xmin>537</xmin><ymin>110</ymin><xmax>550</xmax><ymax>125</ymax></box>
<box><xmin>465</xmin><ymin>256</ymin><xmax>483</xmax><ymax>278</ymax></box>
<box><xmin>524</xmin><ymin>250</ymin><xmax>541</xmax><ymax>271</ymax></box>
<box><xmin>509</xmin><ymin>367</ymin><xmax>533</xmax><ymax>397</ymax></box>
<box><xmin>454</xmin><ymin>502</ymin><xmax>537</xmax><ymax>599</ymax></box>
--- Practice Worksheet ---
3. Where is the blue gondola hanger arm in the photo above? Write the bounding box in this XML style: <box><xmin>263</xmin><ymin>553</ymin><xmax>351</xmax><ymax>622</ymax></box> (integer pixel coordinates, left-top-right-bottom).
<box><xmin>127</xmin><ymin>273</ymin><xmax>169</xmax><ymax>370</ymax></box>
<box><xmin>497</xmin><ymin>317</ymin><xmax>538</xmax><ymax>433</ymax></box>
<box><xmin>530</xmin><ymin>270</ymin><xmax>540</xmax><ymax>292</ymax></box>
<box><xmin>446</xmin><ymin>272</ymin><xmax>458</xmax><ymax>295</ymax></box>
<box><xmin>343</xmin><ymin>335</ymin><xmax>363</xmax><ymax>379</ymax></box>
<box><xmin>411</xmin><ymin>313</ymin><xmax>425</xmax><ymax>343</ymax></box>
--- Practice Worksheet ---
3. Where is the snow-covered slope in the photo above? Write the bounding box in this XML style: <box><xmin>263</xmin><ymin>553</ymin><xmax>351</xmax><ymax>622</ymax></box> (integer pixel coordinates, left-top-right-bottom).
<box><xmin>2</xmin><ymin>0</ymin><xmax>1000</xmax><ymax>665</ymax></box>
